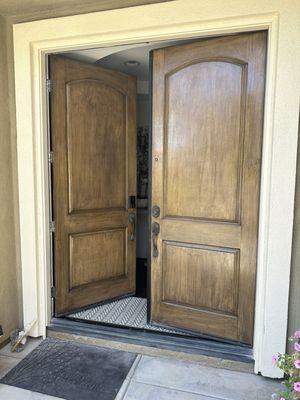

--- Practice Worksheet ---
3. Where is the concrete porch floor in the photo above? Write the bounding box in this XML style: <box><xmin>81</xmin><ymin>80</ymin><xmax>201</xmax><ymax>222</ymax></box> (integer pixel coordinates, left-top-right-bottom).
<box><xmin>0</xmin><ymin>338</ymin><xmax>281</xmax><ymax>400</ymax></box>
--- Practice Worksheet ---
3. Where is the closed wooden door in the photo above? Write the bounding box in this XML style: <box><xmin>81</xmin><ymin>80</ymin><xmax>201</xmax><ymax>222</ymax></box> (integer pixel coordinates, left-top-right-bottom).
<box><xmin>150</xmin><ymin>32</ymin><xmax>267</xmax><ymax>344</ymax></box>
<box><xmin>50</xmin><ymin>56</ymin><xmax>137</xmax><ymax>315</ymax></box>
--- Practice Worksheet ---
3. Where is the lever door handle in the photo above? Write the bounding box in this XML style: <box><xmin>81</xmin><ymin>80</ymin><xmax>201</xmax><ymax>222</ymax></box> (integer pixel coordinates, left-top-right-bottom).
<box><xmin>128</xmin><ymin>212</ymin><xmax>135</xmax><ymax>241</ymax></box>
<box><xmin>152</xmin><ymin>222</ymin><xmax>160</xmax><ymax>257</ymax></box>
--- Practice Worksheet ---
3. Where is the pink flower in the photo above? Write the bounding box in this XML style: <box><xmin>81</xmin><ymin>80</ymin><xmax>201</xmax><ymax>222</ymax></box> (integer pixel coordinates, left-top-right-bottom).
<box><xmin>272</xmin><ymin>355</ymin><xmax>278</xmax><ymax>364</ymax></box>
<box><xmin>295</xmin><ymin>342</ymin><xmax>300</xmax><ymax>352</ymax></box>
<box><xmin>294</xmin><ymin>331</ymin><xmax>300</xmax><ymax>339</ymax></box>
<box><xmin>294</xmin><ymin>382</ymin><xmax>300</xmax><ymax>392</ymax></box>
<box><xmin>280</xmin><ymin>398</ymin><xmax>285</xmax><ymax>400</ymax></box>
<box><xmin>294</xmin><ymin>360</ymin><xmax>300</xmax><ymax>369</ymax></box>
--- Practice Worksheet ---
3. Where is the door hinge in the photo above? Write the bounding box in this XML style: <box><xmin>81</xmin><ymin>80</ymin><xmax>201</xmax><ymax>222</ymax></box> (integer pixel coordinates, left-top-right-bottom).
<box><xmin>49</xmin><ymin>220</ymin><xmax>56</xmax><ymax>233</ymax></box>
<box><xmin>48</xmin><ymin>151</ymin><xmax>54</xmax><ymax>163</ymax></box>
<box><xmin>46</xmin><ymin>78</ymin><xmax>52</xmax><ymax>93</ymax></box>
<box><xmin>51</xmin><ymin>286</ymin><xmax>56</xmax><ymax>298</ymax></box>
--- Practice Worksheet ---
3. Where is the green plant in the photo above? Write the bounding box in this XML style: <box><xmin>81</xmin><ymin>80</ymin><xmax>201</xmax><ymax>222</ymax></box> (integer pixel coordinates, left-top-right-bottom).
<box><xmin>272</xmin><ymin>331</ymin><xmax>300</xmax><ymax>400</ymax></box>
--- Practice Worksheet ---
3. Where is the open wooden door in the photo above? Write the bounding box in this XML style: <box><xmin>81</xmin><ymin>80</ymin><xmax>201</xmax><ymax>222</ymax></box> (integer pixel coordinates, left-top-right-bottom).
<box><xmin>150</xmin><ymin>32</ymin><xmax>267</xmax><ymax>344</ymax></box>
<box><xmin>50</xmin><ymin>56</ymin><xmax>137</xmax><ymax>315</ymax></box>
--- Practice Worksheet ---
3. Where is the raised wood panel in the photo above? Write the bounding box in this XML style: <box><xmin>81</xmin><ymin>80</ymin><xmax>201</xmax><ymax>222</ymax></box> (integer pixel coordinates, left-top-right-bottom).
<box><xmin>162</xmin><ymin>242</ymin><xmax>239</xmax><ymax>315</ymax></box>
<box><xmin>67</xmin><ymin>80</ymin><xmax>126</xmax><ymax>213</ymax></box>
<box><xmin>69</xmin><ymin>228</ymin><xmax>126</xmax><ymax>289</ymax></box>
<box><xmin>165</xmin><ymin>61</ymin><xmax>245</xmax><ymax>222</ymax></box>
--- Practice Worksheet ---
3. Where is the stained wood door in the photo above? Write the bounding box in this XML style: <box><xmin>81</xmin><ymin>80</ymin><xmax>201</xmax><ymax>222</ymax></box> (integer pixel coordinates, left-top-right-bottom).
<box><xmin>150</xmin><ymin>32</ymin><xmax>267</xmax><ymax>344</ymax></box>
<box><xmin>50</xmin><ymin>56</ymin><xmax>137</xmax><ymax>315</ymax></box>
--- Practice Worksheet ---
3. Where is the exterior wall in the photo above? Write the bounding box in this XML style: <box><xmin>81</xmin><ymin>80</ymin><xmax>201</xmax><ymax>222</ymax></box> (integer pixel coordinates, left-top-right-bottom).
<box><xmin>3</xmin><ymin>0</ymin><xmax>171</xmax><ymax>22</ymax></box>
<box><xmin>288</xmin><ymin>120</ymin><xmax>300</xmax><ymax>352</ymax></box>
<box><xmin>0</xmin><ymin>15</ymin><xmax>21</xmax><ymax>345</ymax></box>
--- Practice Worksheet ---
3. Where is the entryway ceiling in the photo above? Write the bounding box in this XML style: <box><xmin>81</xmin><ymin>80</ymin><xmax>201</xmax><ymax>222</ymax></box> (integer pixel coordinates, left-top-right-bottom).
<box><xmin>64</xmin><ymin>39</ymin><xmax>194</xmax><ymax>81</ymax></box>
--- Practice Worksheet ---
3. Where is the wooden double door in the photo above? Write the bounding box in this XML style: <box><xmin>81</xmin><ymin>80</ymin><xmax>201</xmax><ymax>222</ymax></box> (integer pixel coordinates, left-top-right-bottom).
<box><xmin>50</xmin><ymin>31</ymin><xmax>267</xmax><ymax>345</ymax></box>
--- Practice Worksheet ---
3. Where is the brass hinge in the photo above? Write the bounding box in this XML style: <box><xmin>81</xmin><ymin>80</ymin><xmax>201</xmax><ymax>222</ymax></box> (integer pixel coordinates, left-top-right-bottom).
<box><xmin>51</xmin><ymin>286</ymin><xmax>56</xmax><ymax>298</ymax></box>
<box><xmin>46</xmin><ymin>78</ymin><xmax>52</xmax><ymax>93</ymax></box>
<box><xmin>49</xmin><ymin>220</ymin><xmax>55</xmax><ymax>233</ymax></box>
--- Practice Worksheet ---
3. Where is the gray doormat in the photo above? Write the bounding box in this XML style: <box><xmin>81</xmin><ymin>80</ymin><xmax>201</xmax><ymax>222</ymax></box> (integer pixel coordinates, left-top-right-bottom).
<box><xmin>1</xmin><ymin>338</ymin><xmax>136</xmax><ymax>400</ymax></box>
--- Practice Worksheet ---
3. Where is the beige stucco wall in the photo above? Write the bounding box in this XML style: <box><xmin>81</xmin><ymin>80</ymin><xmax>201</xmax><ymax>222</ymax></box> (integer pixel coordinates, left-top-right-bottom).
<box><xmin>0</xmin><ymin>15</ymin><xmax>21</xmax><ymax>345</ymax></box>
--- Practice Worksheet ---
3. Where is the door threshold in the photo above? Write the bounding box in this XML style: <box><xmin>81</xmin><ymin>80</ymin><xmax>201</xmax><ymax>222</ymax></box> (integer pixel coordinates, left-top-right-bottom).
<box><xmin>47</xmin><ymin>317</ymin><xmax>254</xmax><ymax>372</ymax></box>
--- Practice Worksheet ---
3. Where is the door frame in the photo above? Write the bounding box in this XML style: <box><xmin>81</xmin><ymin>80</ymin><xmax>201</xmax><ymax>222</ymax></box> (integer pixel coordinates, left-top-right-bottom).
<box><xmin>12</xmin><ymin>4</ymin><xmax>300</xmax><ymax>378</ymax></box>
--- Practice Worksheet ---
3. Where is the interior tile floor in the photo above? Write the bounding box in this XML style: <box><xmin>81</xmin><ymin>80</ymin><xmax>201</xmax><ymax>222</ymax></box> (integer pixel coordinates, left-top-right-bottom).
<box><xmin>0</xmin><ymin>338</ymin><xmax>281</xmax><ymax>400</ymax></box>
<box><xmin>69</xmin><ymin>296</ymin><xmax>193</xmax><ymax>336</ymax></box>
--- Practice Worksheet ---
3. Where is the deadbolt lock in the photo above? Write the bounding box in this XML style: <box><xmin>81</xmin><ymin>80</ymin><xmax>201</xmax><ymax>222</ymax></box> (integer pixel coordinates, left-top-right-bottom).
<box><xmin>152</xmin><ymin>205</ymin><xmax>160</xmax><ymax>218</ymax></box>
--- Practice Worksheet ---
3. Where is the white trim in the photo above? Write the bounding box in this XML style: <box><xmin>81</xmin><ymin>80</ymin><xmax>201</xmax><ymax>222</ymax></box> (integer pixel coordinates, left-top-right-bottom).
<box><xmin>252</xmin><ymin>16</ymin><xmax>279</xmax><ymax>375</ymax></box>
<box><xmin>13</xmin><ymin>2</ymin><xmax>300</xmax><ymax>378</ymax></box>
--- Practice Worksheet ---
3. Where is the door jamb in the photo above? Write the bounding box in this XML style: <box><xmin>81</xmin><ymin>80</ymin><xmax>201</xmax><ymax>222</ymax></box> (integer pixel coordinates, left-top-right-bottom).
<box><xmin>45</xmin><ymin>55</ymin><xmax>56</xmax><ymax>317</ymax></box>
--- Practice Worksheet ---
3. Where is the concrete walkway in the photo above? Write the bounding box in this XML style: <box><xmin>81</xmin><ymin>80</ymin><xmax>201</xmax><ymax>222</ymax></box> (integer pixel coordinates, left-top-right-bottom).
<box><xmin>0</xmin><ymin>338</ymin><xmax>281</xmax><ymax>400</ymax></box>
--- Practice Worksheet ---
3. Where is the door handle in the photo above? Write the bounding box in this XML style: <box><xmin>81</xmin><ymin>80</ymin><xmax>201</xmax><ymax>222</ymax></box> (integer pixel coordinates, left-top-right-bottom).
<box><xmin>128</xmin><ymin>212</ymin><xmax>135</xmax><ymax>241</ymax></box>
<box><xmin>152</xmin><ymin>222</ymin><xmax>160</xmax><ymax>257</ymax></box>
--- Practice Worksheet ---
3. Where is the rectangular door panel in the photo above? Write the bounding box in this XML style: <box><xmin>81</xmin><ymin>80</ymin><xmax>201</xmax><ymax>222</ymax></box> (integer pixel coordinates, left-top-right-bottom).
<box><xmin>162</xmin><ymin>242</ymin><xmax>239</xmax><ymax>316</ymax></box>
<box><xmin>50</xmin><ymin>55</ymin><xmax>136</xmax><ymax>314</ymax></box>
<box><xmin>69</xmin><ymin>228</ymin><xmax>127</xmax><ymax>289</ymax></box>
<box><xmin>151</xmin><ymin>32</ymin><xmax>267</xmax><ymax>344</ymax></box>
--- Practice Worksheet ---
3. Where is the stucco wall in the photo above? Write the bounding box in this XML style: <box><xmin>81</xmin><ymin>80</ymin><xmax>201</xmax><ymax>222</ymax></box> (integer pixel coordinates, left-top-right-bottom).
<box><xmin>0</xmin><ymin>15</ymin><xmax>21</xmax><ymax>345</ymax></box>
